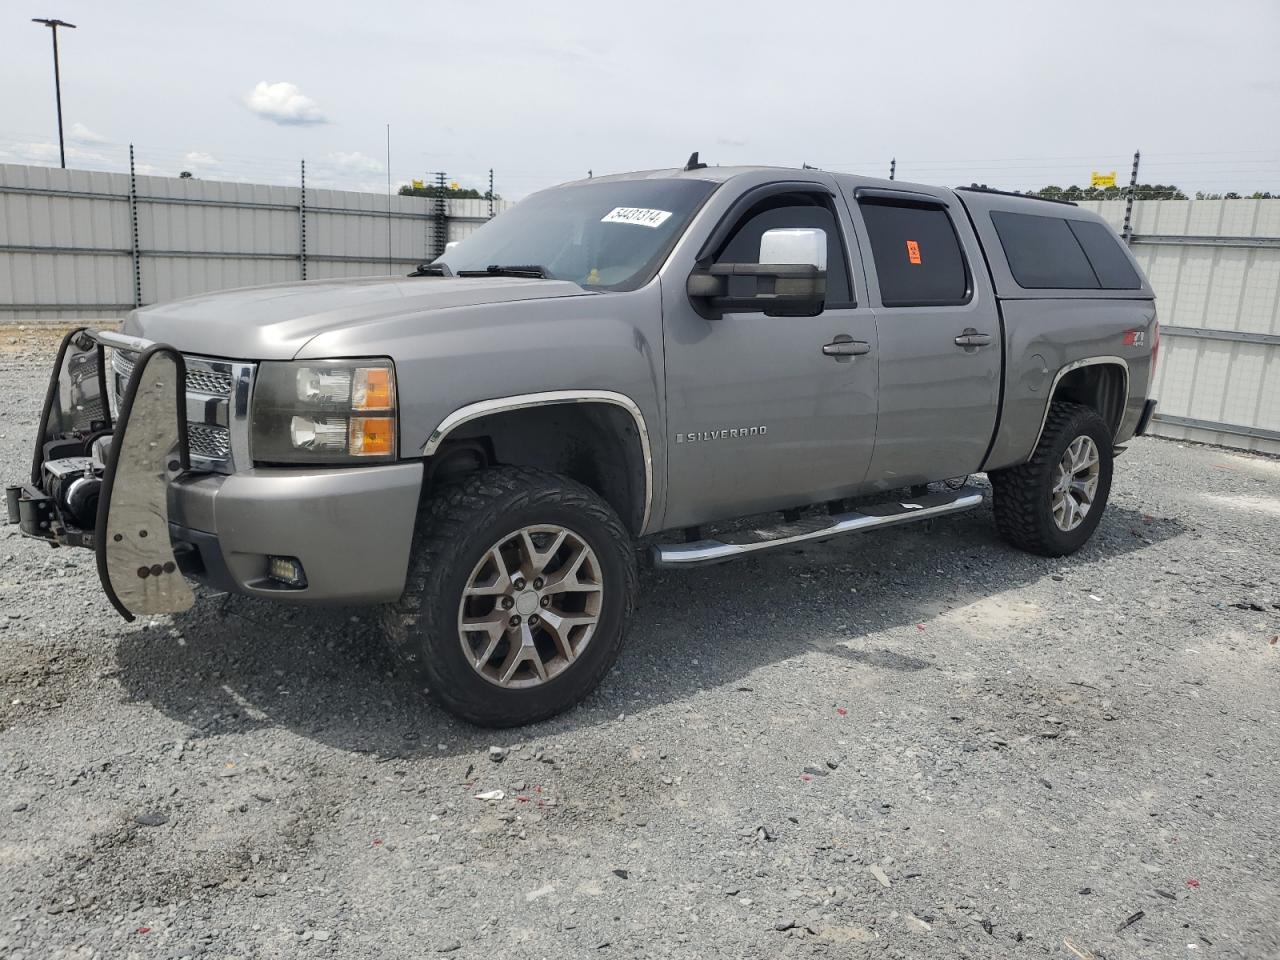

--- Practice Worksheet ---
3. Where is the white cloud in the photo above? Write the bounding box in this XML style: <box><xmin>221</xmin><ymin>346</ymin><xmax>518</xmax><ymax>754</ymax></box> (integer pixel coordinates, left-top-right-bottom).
<box><xmin>182</xmin><ymin>151</ymin><xmax>220</xmax><ymax>166</ymax></box>
<box><xmin>244</xmin><ymin>81</ymin><xmax>327</xmax><ymax>126</ymax></box>
<box><xmin>69</xmin><ymin>122</ymin><xmax>106</xmax><ymax>144</ymax></box>
<box><xmin>328</xmin><ymin>151</ymin><xmax>383</xmax><ymax>174</ymax></box>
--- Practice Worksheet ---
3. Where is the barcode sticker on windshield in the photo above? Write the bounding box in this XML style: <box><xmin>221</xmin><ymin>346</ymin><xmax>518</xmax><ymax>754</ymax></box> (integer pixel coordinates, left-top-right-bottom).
<box><xmin>601</xmin><ymin>207</ymin><xmax>673</xmax><ymax>228</ymax></box>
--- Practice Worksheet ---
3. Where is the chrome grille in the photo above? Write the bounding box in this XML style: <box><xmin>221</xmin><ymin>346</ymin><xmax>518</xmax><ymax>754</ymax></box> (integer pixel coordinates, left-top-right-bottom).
<box><xmin>111</xmin><ymin>348</ymin><xmax>254</xmax><ymax>474</ymax></box>
<box><xmin>185</xmin><ymin>368</ymin><xmax>233</xmax><ymax>396</ymax></box>
<box><xmin>111</xmin><ymin>348</ymin><xmax>136</xmax><ymax>383</ymax></box>
<box><xmin>187</xmin><ymin>422</ymin><xmax>232</xmax><ymax>459</ymax></box>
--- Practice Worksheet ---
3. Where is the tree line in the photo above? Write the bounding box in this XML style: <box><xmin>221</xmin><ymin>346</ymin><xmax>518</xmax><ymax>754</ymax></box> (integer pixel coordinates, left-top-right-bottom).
<box><xmin>397</xmin><ymin>184</ymin><xmax>500</xmax><ymax>200</ymax></box>
<box><xmin>972</xmin><ymin>183</ymin><xmax>1278</xmax><ymax>201</ymax></box>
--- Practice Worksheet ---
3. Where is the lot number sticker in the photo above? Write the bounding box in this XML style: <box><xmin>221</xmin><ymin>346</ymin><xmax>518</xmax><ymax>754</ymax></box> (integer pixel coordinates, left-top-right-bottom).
<box><xmin>601</xmin><ymin>207</ymin><xmax>673</xmax><ymax>228</ymax></box>
<box><xmin>906</xmin><ymin>239</ymin><xmax>922</xmax><ymax>265</ymax></box>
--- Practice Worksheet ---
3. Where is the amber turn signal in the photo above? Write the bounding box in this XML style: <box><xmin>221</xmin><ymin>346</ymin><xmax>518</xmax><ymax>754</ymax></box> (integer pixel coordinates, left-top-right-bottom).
<box><xmin>349</xmin><ymin>416</ymin><xmax>395</xmax><ymax>456</ymax></box>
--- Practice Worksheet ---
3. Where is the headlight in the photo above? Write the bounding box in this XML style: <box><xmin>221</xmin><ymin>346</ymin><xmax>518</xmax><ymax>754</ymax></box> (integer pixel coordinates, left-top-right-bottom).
<box><xmin>251</xmin><ymin>358</ymin><xmax>398</xmax><ymax>464</ymax></box>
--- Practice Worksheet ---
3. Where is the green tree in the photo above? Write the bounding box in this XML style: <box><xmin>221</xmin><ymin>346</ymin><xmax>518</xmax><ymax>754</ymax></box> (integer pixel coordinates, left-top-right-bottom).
<box><xmin>1030</xmin><ymin>183</ymin><xmax>1187</xmax><ymax>201</ymax></box>
<box><xmin>398</xmin><ymin>183</ymin><xmax>499</xmax><ymax>200</ymax></box>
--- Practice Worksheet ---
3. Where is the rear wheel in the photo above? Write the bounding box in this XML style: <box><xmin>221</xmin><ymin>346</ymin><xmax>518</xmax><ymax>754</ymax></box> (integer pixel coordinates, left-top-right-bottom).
<box><xmin>990</xmin><ymin>401</ymin><xmax>1113</xmax><ymax>557</ymax></box>
<box><xmin>381</xmin><ymin>466</ymin><xmax>637</xmax><ymax>727</ymax></box>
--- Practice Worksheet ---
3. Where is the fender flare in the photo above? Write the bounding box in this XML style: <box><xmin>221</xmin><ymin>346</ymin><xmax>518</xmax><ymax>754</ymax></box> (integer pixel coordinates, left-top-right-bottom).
<box><xmin>422</xmin><ymin>390</ymin><xmax>655</xmax><ymax>534</ymax></box>
<box><xmin>1028</xmin><ymin>356</ymin><xmax>1130</xmax><ymax>457</ymax></box>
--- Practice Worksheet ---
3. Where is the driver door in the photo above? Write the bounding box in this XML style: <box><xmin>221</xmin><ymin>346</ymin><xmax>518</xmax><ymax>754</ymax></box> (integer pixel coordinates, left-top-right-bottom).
<box><xmin>660</xmin><ymin>183</ymin><xmax>879</xmax><ymax>529</ymax></box>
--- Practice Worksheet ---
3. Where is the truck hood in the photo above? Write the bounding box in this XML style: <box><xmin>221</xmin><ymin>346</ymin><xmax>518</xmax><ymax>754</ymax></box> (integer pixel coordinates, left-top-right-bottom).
<box><xmin>123</xmin><ymin>275</ymin><xmax>593</xmax><ymax>360</ymax></box>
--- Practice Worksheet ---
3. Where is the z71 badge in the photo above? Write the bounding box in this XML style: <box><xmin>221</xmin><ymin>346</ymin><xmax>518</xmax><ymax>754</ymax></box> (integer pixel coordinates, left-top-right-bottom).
<box><xmin>676</xmin><ymin>426</ymin><xmax>768</xmax><ymax>443</ymax></box>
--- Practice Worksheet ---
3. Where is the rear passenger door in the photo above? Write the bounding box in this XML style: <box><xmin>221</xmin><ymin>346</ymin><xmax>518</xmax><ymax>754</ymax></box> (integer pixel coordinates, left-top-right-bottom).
<box><xmin>843</xmin><ymin>188</ymin><xmax>1002</xmax><ymax>489</ymax></box>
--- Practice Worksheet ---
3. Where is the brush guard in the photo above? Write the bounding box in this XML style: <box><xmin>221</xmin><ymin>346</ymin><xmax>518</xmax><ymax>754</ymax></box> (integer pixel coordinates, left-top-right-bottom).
<box><xmin>6</xmin><ymin>327</ymin><xmax>195</xmax><ymax>621</ymax></box>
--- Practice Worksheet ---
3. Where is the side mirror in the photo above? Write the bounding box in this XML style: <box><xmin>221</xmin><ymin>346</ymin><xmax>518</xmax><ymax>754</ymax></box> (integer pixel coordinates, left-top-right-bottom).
<box><xmin>687</xmin><ymin>227</ymin><xmax>827</xmax><ymax>319</ymax></box>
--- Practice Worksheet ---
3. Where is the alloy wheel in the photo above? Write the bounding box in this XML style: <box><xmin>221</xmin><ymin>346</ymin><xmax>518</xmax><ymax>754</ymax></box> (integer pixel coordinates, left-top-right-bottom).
<box><xmin>1051</xmin><ymin>435</ymin><xmax>1101</xmax><ymax>532</ymax></box>
<box><xmin>457</xmin><ymin>524</ymin><xmax>603</xmax><ymax>688</ymax></box>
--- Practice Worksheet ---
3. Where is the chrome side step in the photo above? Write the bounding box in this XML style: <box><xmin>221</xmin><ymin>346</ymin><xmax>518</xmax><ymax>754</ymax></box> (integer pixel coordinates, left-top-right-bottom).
<box><xmin>651</xmin><ymin>487</ymin><xmax>985</xmax><ymax>568</ymax></box>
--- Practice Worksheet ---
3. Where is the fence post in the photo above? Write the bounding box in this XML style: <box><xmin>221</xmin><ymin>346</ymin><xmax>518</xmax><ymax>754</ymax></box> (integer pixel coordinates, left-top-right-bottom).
<box><xmin>1122</xmin><ymin>149</ymin><xmax>1140</xmax><ymax>243</ymax></box>
<box><xmin>432</xmin><ymin>171</ymin><xmax>448</xmax><ymax>258</ymax></box>
<box><xmin>128</xmin><ymin>144</ymin><xmax>142</xmax><ymax>308</ymax></box>
<box><xmin>299</xmin><ymin>159</ymin><xmax>307</xmax><ymax>281</ymax></box>
<box><xmin>889</xmin><ymin>157</ymin><xmax>896</xmax><ymax>181</ymax></box>
<box><xmin>488</xmin><ymin>168</ymin><xmax>494</xmax><ymax>219</ymax></box>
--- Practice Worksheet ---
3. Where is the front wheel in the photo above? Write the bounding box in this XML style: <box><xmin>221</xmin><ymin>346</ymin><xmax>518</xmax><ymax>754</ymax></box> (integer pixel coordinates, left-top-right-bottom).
<box><xmin>989</xmin><ymin>401</ymin><xmax>1114</xmax><ymax>557</ymax></box>
<box><xmin>380</xmin><ymin>466</ymin><xmax>637</xmax><ymax>727</ymax></box>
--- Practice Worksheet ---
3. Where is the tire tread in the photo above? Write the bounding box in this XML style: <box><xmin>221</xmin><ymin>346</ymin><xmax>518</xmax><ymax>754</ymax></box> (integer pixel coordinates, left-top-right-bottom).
<box><xmin>990</xmin><ymin>401</ymin><xmax>1110</xmax><ymax>557</ymax></box>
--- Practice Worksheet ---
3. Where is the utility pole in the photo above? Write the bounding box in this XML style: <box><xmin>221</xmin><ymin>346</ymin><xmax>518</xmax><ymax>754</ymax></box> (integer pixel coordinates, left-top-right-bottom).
<box><xmin>32</xmin><ymin>18</ymin><xmax>77</xmax><ymax>168</ymax></box>
<box><xmin>889</xmin><ymin>158</ymin><xmax>896</xmax><ymax>181</ymax></box>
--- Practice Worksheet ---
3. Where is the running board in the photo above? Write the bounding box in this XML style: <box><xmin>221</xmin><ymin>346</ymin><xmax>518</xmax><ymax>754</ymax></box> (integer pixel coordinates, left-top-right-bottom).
<box><xmin>651</xmin><ymin>487</ymin><xmax>985</xmax><ymax>568</ymax></box>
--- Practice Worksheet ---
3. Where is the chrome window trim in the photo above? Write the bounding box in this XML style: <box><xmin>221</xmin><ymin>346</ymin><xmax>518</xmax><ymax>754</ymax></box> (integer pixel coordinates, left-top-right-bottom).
<box><xmin>1027</xmin><ymin>355</ymin><xmax>1130</xmax><ymax>458</ymax></box>
<box><xmin>423</xmin><ymin>390</ymin><xmax>655</xmax><ymax>535</ymax></box>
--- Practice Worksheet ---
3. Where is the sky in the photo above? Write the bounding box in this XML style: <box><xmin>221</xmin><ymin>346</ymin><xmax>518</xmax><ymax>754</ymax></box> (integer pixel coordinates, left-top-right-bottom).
<box><xmin>4</xmin><ymin>0</ymin><xmax>1280</xmax><ymax>199</ymax></box>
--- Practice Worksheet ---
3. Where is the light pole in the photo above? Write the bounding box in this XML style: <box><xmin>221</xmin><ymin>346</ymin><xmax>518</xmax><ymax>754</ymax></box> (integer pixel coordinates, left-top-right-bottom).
<box><xmin>32</xmin><ymin>18</ymin><xmax>77</xmax><ymax>169</ymax></box>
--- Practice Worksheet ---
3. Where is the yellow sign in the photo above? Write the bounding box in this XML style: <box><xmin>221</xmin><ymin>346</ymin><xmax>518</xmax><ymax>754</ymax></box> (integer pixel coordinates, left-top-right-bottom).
<box><xmin>1091</xmin><ymin>171</ymin><xmax>1117</xmax><ymax>188</ymax></box>
<box><xmin>411</xmin><ymin>179</ymin><xmax>424</xmax><ymax>190</ymax></box>
<box><xmin>449</xmin><ymin>181</ymin><xmax>459</xmax><ymax>191</ymax></box>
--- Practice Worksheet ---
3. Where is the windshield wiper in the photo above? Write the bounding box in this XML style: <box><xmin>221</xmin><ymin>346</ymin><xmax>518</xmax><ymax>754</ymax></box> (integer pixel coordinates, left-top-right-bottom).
<box><xmin>408</xmin><ymin>263</ymin><xmax>452</xmax><ymax>277</ymax></box>
<box><xmin>457</xmin><ymin>264</ymin><xmax>551</xmax><ymax>279</ymax></box>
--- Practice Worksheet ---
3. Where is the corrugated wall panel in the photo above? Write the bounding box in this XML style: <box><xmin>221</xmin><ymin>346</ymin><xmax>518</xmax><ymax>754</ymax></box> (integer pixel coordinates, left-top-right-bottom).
<box><xmin>994</xmin><ymin>197</ymin><xmax>1280</xmax><ymax>454</ymax></box>
<box><xmin>2</xmin><ymin>163</ymin><xmax>517</xmax><ymax>319</ymax></box>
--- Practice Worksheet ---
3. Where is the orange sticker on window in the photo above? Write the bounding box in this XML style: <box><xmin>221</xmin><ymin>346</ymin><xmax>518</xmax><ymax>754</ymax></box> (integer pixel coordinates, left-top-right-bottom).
<box><xmin>906</xmin><ymin>240</ymin><xmax>922</xmax><ymax>265</ymax></box>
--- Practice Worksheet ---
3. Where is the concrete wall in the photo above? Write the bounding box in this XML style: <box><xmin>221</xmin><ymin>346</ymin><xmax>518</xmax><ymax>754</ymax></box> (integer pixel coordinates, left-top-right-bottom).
<box><xmin>0</xmin><ymin>162</ymin><xmax>510</xmax><ymax>320</ymax></box>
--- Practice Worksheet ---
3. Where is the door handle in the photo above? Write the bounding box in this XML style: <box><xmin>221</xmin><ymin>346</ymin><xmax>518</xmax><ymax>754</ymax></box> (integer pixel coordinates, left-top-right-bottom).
<box><xmin>822</xmin><ymin>337</ymin><xmax>872</xmax><ymax>360</ymax></box>
<box><xmin>954</xmin><ymin>329</ymin><xmax>993</xmax><ymax>348</ymax></box>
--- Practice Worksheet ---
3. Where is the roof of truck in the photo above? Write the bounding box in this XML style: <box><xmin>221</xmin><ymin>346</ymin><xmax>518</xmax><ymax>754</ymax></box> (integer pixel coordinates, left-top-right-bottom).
<box><xmin>565</xmin><ymin>164</ymin><xmax>1154</xmax><ymax>300</ymax></box>
<box><xmin>575</xmin><ymin>165</ymin><xmax>1084</xmax><ymax>210</ymax></box>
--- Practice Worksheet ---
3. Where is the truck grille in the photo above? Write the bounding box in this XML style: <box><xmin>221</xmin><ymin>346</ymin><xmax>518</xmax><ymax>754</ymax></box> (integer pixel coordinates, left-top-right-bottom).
<box><xmin>111</xmin><ymin>349</ymin><xmax>254</xmax><ymax>474</ymax></box>
<box><xmin>186</xmin><ymin>422</ymin><xmax>232</xmax><ymax>459</ymax></box>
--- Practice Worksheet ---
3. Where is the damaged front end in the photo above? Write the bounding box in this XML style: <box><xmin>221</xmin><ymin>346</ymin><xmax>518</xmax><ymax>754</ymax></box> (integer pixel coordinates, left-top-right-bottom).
<box><xmin>6</xmin><ymin>328</ymin><xmax>194</xmax><ymax>621</ymax></box>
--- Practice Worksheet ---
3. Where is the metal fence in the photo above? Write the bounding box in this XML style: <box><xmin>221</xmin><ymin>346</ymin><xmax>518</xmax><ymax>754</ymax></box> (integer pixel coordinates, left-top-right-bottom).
<box><xmin>0</xmin><ymin>160</ymin><xmax>510</xmax><ymax>320</ymax></box>
<box><xmin>1078</xmin><ymin>198</ymin><xmax>1280</xmax><ymax>455</ymax></box>
<box><xmin>2</xmin><ymin>161</ymin><xmax>1278</xmax><ymax>454</ymax></box>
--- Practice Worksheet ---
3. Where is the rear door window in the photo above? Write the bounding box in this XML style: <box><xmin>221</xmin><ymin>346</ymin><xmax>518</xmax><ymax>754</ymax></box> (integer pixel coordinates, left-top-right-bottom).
<box><xmin>858</xmin><ymin>199</ymin><xmax>970</xmax><ymax>307</ymax></box>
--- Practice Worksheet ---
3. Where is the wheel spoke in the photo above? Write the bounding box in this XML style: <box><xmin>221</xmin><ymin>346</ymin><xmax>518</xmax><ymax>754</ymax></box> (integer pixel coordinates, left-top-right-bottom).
<box><xmin>538</xmin><ymin>607</ymin><xmax>596</xmax><ymax>663</ymax></box>
<box><xmin>543</xmin><ymin>546</ymin><xmax>600</xmax><ymax>594</ymax></box>
<box><xmin>496</xmin><ymin>642</ymin><xmax>527</xmax><ymax>685</ymax></box>
<box><xmin>460</xmin><ymin>611</ymin><xmax>508</xmax><ymax>668</ymax></box>
<box><xmin>464</xmin><ymin>546</ymin><xmax>513</xmax><ymax>597</ymax></box>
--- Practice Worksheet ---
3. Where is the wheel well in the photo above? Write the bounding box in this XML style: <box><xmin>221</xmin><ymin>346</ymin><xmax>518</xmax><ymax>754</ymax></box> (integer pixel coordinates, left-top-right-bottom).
<box><xmin>426</xmin><ymin>403</ymin><xmax>648</xmax><ymax>536</ymax></box>
<box><xmin>1051</xmin><ymin>362</ymin><xmax>1126</xmax><ymax>437</ymax></box>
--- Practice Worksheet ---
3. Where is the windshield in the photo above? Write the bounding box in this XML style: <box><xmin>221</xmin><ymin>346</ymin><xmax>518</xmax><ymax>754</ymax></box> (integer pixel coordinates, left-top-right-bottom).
<box><xmin>435</xmin><ymin>178</ymin><xmax>719</xmax><ymax>291</ymax></box>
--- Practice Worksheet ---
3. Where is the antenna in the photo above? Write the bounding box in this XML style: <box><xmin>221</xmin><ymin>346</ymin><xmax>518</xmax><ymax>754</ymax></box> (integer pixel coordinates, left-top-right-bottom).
<box><xmin>684</xmin><ymin>151</ymin><xmax>707</xmax><ymax>171</ymax></box>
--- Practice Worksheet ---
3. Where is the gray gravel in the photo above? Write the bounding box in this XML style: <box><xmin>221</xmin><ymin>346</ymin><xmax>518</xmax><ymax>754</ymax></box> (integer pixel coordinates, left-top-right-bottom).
<box><xmin>2</xmin><ymin>327</ymin><xmax>1279</xmax><ymax>959</ymax></box>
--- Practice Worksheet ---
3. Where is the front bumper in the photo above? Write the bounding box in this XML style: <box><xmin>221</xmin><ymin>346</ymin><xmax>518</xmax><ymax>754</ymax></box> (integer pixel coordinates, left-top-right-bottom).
<box><xmin>9</xmin><ymin>327</ymin><xmax>424</xmax><ymax>617</ymax></box>
<box><xmin>168</xmin><ymin>463</ymin><xmax>422</xmax><ymax>603</ymax></box>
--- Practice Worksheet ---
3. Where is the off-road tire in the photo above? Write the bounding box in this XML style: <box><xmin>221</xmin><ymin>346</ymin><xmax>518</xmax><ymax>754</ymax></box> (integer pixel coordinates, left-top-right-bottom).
<box><xmin>989</xmin><ymin>401</ymin><xmax>1114</xmax><ymax>557</ymax></box>
<box><xmin>380</xmin><ymin>466</ymin><xmax>637</xmax><ymax>727</ymax></box>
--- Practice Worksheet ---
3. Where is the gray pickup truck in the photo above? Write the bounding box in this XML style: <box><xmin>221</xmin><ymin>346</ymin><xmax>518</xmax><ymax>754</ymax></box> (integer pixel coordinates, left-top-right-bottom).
<box><xmin>8</xmin><ymin>160</ymin><xmax>1159</xmax><ymax>727</ymax></box>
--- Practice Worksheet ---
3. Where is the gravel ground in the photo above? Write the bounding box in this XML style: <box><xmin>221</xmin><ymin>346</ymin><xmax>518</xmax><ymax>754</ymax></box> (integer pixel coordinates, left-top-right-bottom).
<box><xmin>2</xmin><ymin>326</ymin><xmax>1278</xmax><ymax>960</ymax></box>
